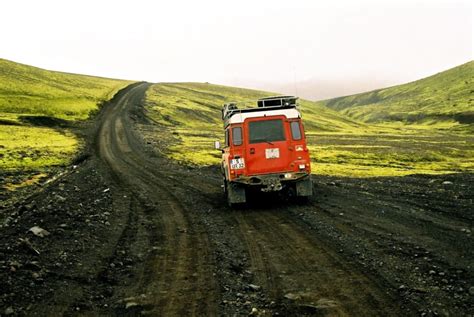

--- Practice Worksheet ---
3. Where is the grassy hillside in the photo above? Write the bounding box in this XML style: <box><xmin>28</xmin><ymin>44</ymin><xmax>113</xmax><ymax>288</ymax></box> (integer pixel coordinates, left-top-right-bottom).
<box><xmin>145</xmin><ymin>82</ymin><xmax>364</xmax><ymax>164</ymax></box>
<box><xmin>0</xmin><ymin>58</ymin><xmax>133</xmax><ymax>189</ymax></box>
<box><xmin>145</xmin><ymin>83</ymin><xmax>474</xmax><ymax>177</ymax></box>
<box><xmin>321</xmin><ymin>61</ymin><xmax>474</xmax><ymax>128</ymax></box>
<box><xmin>0</xmin><ymin>58</ymin><xmax>133</xmax><ymax>121</ymax></box>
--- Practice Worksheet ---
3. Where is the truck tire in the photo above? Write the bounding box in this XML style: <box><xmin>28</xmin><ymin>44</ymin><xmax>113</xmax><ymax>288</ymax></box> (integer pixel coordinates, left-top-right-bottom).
<box><xmin>226</xmin><ymin>182</ymin><xmax>246</xmax><ymax>207</ymax></box>
<box><xmin>296</xmin><ymin>176</ymin><xmax>313</xmax><ymax>197</ymax></box>
<box><xmin>223</xmin><ymin>178</ymin><xmax>228</xmax><ymax>196</ymax></box>
<box><xmin>223</xmin><ymin>180</ymin><xmax>236</xmax><ymax>207</ymax></box>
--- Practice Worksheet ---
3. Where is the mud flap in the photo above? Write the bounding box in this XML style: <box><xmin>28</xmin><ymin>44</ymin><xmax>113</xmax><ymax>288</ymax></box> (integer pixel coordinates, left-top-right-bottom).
<box><xmin>227</xmin><ymin>182</ymin><xmax>246</xmax><ymax>205</ymax></box>
<box><xmin>296</xmin><ymin>177</ymin><xmax>313</xmax><ymax>197</ymax></box>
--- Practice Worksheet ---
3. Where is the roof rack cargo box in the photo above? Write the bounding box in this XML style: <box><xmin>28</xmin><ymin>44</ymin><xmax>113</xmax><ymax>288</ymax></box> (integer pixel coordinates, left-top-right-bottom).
<box><xmin>222</xmin><ymin>96</ymin><xmax>299</xmax><ymax>120</ymax></box>
<box><xmin>257</xmin><ymin>96</ymin><xmax>298</xmax><ymax>108</ymax></box>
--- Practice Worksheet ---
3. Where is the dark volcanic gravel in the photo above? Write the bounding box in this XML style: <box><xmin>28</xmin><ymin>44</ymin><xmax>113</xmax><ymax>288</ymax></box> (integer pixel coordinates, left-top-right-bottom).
<box><xmin>1</xmin><ymin>83</ymin><xmax>473</xmax><ymax>316</ymax></box>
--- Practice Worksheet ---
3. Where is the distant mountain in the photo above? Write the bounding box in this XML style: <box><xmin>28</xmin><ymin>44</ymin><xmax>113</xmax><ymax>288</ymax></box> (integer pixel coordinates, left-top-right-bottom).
<box><xmin>319</xmin><ymin>61</ymin><xmax>473</xmax><ymax>126</ymax></box>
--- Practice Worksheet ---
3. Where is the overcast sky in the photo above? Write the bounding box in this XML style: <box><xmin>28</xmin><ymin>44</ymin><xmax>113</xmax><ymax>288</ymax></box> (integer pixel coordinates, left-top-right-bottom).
<box><xmin>1</xmin><ymin>0</ymin><xmax>472</xmax><ymax>97</ymax></box>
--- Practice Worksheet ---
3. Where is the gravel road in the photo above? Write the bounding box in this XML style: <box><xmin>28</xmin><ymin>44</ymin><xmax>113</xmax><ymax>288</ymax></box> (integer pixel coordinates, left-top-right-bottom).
<box><xmin>1</xmin><ymin>83</ymin><xmax>472</xmax><ymax>316</ymax></box>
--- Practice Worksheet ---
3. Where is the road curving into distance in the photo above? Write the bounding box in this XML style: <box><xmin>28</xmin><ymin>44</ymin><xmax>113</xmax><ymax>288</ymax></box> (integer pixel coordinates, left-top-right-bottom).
<box><xmin>5</xmin><ymin>82</ymin><xmax>470</xmax><ymax>315</ymax></box>
<box><xmin>91</xmin><ymin>82</ymin><xmax>409</xmax><ymax>316</ymax></box>
<box><xmin>94</xmin><ymin>82</ymin><xmax>218</xmax><ymax>315</ymax></box>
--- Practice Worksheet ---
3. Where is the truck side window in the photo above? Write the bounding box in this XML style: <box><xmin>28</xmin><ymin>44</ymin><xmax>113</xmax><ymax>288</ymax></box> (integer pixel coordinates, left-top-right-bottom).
<box><xmin>232</xmin><ymin>127</ymin><xmax>242</xmax><ymax>146</ymax></box>
<box><xmin>225</xmin><ymin>129</ymin><xmax>230</xmax><ymax>147</ymax></box>
<box><xmin>290</xmin><ymin>121</ymin><xmax>302</xmax><ymax>140</ymax></box>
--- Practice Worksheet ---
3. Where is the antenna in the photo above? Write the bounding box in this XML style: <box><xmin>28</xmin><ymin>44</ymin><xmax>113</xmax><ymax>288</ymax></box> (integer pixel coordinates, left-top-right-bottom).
<box><xmin>293</xmin><ymin>66</ymin><xmax>298</xmax><ymax>96</ymax></box>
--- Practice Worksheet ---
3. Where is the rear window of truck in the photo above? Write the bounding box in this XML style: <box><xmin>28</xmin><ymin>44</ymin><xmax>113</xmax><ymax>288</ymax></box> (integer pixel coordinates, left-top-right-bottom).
<box><xmin>290</xmin><ymin>121</ymin><xmax>302</xmax><ymax>140</ymax></box>
<box><xmin>232</xmin><ymin>127</ymin><xmax>242</xmax><ymax>145</ymax></box>
<box><xmin>249</xmin><ymin>119</ymin><xmax>285</xmax><ymax>144</ymax></box>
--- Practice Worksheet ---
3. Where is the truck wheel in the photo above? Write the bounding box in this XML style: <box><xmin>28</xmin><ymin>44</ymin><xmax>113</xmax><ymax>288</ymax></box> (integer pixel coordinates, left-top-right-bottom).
<box><xmin>223</xmin><ymin>178</ymin><xmax>228</xmax><ymax>196</ymax></box>
<box><xmin>296</xmin><ymin>177</ymin><xmax>313</xmax><ymax>198</ymax></box>
<box><xmin>222</xmin><ymin>179</ymin><xmax>233</xmax><ymax>207</ymax></box>
<box><xmin>225</xmin><ymin>183</ymin><xmax>235</xmax><ymax>207</ymax></box>
<box><xmin>225</xmin><ymin>182</ymin><xmax>246</xmax><ymax>208</ymax></box>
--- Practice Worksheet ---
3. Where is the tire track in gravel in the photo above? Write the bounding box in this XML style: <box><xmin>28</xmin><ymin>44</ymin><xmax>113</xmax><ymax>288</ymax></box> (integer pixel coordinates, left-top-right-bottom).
<box><xmin>125</xmin><ymin>151</ymin><xmax>408</xmax><ymax>315</ymax></box>
<box><xmin>91</xmin><ymin>82</ymin><xmax>409</xmax><ymax>316</ymax></box>
<box><xmin>234</xmin><ymin>209</ymin><xmax>403</xmax><ymax>316</ymax></box>
<box><xmin>93</xmin><ymin>82</ymin><xmax>218</xmax><ymax>315</ymax></box>
<box><xmin>139</xmin><ymin>162</ymin><xmax>407</xmax><ymax>315</ymax></box>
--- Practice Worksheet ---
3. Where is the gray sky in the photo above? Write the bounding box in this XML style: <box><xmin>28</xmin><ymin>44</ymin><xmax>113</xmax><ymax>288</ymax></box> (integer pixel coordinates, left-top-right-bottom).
<box><xmin>1</xmin><ymin>0</ymin><xmax>472</xmax><ymax>99</ymax></box>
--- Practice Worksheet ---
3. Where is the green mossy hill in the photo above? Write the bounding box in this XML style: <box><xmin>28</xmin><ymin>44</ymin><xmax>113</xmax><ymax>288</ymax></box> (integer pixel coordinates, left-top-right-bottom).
<box><xmin>146</xmin><ymin>82</ymin><xmax>363</xmax><ymax>133</ymax></box>
<box><xmin>0</xmin><ymin>58</ymin><xmax>133</xmax><ymax>121</ymax></box>
<box><xmin>0</xmin><ymin>58</ymin><xmax>133</xmax><ymax>180</ymax></box>
<box><xmin>145</xmin><ymin>82</ymin><xmax>474</xmax><ymax>176</ymax></box>
<box><xmin>321</xmin><ymin>61</ymin><xmax>474</xmax><ymax>127</ymax></box>
<box><xmin>145</xmin><ymin>82</ymin><xmax>363</xmax><ymax>166</ymax></box>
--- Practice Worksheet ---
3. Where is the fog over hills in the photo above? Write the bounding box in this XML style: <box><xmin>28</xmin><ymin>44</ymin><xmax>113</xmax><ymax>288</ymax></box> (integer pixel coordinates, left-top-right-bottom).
<box><xmin>220</xmin><ymin>77</ymin><xmax>400</xmax><ymax>101</ymax></box>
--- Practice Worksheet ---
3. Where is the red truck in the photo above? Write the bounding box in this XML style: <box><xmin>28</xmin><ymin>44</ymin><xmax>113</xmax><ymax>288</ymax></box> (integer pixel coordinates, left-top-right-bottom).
<box><xmin>215</xmin><ymin>96</ymin><xmax>312</xmax><ymax>206</ymax></box>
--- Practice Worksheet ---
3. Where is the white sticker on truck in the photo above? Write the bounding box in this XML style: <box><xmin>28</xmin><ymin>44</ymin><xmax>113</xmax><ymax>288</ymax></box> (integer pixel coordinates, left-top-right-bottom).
<box><xmin>230</xmin><ymin>158</ymin><xmax>245</xmax><ymax>169</ymax></box>
<box><xmin>265</xmin><ymin>148</ymin><xmax>280</xmax><ymax>159</ymax></box>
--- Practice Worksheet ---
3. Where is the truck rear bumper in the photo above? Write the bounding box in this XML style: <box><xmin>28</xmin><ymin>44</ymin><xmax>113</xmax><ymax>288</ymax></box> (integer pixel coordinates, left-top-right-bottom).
<box><xmin>231</xmin><ymin>172</ymin><xmax>312</xmax><ymax>196</ymax></box>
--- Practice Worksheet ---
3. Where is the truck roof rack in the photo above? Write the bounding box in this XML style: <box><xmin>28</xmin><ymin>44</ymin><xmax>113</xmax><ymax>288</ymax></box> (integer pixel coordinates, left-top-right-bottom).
<box><xmin>222</xmin><ymin>95</ymin><xmax>299</xmax><ymax>120</ymax></box>
<box><xmin>257</xmin><ymin>96</ymin><xmax>298</xmax><ymax>108</ymax></box>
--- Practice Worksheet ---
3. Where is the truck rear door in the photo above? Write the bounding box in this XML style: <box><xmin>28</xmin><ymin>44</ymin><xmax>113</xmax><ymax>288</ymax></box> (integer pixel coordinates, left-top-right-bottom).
<box><xmin>244</xmin><ymin>117</ymin><xmax>291</xmax><ymax>175</ymax></box>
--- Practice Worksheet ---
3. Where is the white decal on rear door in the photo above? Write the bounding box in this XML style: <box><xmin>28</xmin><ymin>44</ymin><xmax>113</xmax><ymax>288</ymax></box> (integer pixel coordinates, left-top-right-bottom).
<box><xmin>265</xmin><ymin>148</ymin><xmax>280</xmax><ymax>159</ymax></box>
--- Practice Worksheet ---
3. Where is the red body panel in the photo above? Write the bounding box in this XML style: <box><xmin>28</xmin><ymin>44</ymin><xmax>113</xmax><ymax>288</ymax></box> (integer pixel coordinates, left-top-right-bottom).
<box><xmin>223</xmin><ymin>115</ymin><xmax>311</xmax><ymax>181</ymax></box>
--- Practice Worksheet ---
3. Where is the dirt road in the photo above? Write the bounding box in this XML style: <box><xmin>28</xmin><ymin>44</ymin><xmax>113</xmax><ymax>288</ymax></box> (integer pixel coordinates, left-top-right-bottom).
<box><xmin>1</xmin><ymin>83</ymin><xmax>472</xmax><ymax>316</ymax></box>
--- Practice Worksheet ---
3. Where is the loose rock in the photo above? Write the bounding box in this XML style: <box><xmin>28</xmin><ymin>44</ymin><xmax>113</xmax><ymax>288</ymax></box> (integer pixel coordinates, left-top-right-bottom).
<box><xmin>29</xmin><ymin>226</ymin><xmax>50</xmax><ymax>238</ymax></box>
<box><xmin>248</xmin><ymin>284</ymin><xmax>261</xmax><ymax>291</ymax></box>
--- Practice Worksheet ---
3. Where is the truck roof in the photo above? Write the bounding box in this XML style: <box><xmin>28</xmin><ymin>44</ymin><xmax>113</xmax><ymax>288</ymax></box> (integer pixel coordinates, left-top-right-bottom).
<box><xmin>225</xmin><ymin>108</ymin><xmax>301</xmax><ymax>126</ymax></box>
<box><xmin>222</xmin><ymin>95</ymin><xmax>301</xmax><ymax>126</ymax></box>
<box><xmin>257</xmin><ymin>96</ymin><xmax>298</xmax><ymax>108</ymax></box>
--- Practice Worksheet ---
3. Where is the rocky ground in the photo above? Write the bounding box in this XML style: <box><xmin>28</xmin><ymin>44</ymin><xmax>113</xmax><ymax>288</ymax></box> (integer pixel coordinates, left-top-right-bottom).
<box><xmin>0</xmin><ymin>83</ymin><xmax>472</xmax><ymax>316</ymax></box>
